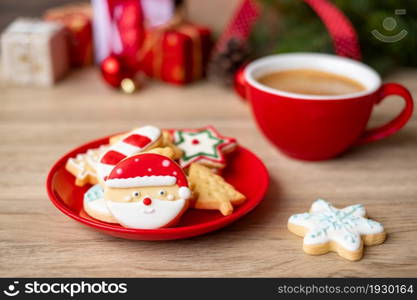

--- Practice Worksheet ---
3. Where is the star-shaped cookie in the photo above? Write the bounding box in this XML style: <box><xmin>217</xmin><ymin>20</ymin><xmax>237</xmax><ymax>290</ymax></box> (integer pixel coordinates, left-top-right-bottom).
<box><xmin>288</xmin><ymin>199</ymin><xmax>386</xmax><ymax>261</ymax></box>
<box><xmin>173</xmin><ymin>126</ymin><xmax>237</xmax><ymax>169</ymax></box>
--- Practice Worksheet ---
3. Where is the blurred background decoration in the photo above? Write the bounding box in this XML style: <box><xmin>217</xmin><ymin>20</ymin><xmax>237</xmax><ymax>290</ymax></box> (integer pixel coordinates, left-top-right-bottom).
<box><xmin>0</xmin><ymin>0</ymin><xmax>416</xmax><ymax>90</ymax></box>
<box><xmin>250</xmin><ymin>0</ymin><xmax>417</xmax><ymax>74</ymax></box>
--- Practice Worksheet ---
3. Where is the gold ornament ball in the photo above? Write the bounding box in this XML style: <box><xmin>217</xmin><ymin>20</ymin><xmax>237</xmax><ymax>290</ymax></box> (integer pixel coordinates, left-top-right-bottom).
<box><xmin>120</xmin><ymin>78</ymin><xmax>136</xmax><ymax>94</ymax></box>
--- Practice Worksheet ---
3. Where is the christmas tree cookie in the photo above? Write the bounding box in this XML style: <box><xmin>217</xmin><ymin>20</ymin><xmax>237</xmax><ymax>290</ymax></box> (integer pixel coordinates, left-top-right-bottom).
<box><xmin>188</xmin><ymin>163</ymin><xmax>246</xmax><ymax>216</ymax></box>
<box><xmin>288</xmin><ymin>199</ymin><xmax>386</xmax><ymax>261</ymax></box>
<box><xmin>173</xmin><ymin>125</ymin><xmax>237</xmax><ymax>169</ymax></box>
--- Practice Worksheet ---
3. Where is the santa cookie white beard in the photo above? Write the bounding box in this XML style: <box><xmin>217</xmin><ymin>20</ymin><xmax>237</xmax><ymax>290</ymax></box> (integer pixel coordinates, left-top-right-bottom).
<box><xmin>107</xmin><ymin>197</ymin><xmax>187</xmax><ymax>229</ymax></box>
<box><xmin>104</xmin><ymin>153</ymin><xmax>191</xmax><ymax>229</ymax></box>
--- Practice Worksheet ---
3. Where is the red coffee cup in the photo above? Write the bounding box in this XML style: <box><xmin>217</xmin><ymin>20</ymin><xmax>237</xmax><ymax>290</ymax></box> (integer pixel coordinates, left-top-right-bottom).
<box><xmin>239</xmin><ymin>53</ymin><xmax>414</xmax><ymax>160</ymax></box>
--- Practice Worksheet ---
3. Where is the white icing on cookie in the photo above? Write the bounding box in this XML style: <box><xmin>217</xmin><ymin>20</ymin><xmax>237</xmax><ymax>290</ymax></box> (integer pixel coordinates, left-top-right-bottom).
<box><xmin>177</xmin><ymin>131</ymin><xmax>221</xmax><ymax>159</ymax></box>
<box><xmin>173</xmin><ymin>126</ymin><xmax>237</xmax><ymax>168</ymax></box>
<box><xmin>96</xmin><ymin>125</ymin><xmax>161</xmax><ymax>181</ymax></box>
<box><xmin>84</xmin><ymin>184</ymin><xmax>115</xmax><ymax>222</ymax></box>
<box><xmin>106</xmin><ymin>198</ymin><xmax>186</xmax><ymax>229</ymax></box>
<box><xmin>178</xmin><ymin>186</ymin><xmax>191</xmax><ymax>200</ymax></box>
<box><xmin>288</xmin><ymin>199</ymin><xmax>384</xmax><ymax>251</ymax></box>
<box><xmin>88</xmin><ymin>198</ymin><xmax>111</xmax><ymax>215</ymax></box>
<box><xmin>106</xmin><ymin>175</ymin><xmax>176</xmax><ymax>188</ymax></box>
<box><xmin>67</xmin><ymin>145</ymin><xmax>109</xmax><ymax>184</ymax></box>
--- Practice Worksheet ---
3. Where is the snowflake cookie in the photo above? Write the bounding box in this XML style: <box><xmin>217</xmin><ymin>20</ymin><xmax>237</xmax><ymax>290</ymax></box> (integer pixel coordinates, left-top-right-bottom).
<box><xmin>84</xmin><ymin>184</ymin><xmax>117</xmax><ymax>224</ymax></box>
<box><xmin>288</xmin><ymin>199</ymin><xmax>386</xmax><ymax>261</ymax></box>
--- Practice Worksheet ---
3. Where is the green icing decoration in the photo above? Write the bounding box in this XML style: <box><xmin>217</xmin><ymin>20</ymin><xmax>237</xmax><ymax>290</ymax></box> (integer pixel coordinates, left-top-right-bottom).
<box><xmin>175</xmin><ymin>129</ymin><xmax>224</xmax><ymax>162</ymax></box>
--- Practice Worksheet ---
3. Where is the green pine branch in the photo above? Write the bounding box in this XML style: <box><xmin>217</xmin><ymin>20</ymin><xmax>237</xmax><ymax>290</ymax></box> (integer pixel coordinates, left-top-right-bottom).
<box><xmin>250</xmin><ymin>0</ymin><xmax>417</xmax><ymax>75</ymax></box>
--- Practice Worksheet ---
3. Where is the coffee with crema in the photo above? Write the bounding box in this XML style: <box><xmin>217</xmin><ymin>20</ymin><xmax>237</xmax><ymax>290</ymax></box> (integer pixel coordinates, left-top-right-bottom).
<box><xmin>257</xmin><ymin>69</ymin><xmax>366</xmax><ymax>96</ymax></box>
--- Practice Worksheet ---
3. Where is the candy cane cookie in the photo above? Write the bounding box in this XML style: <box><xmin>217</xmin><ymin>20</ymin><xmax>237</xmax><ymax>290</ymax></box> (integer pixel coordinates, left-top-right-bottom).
<box><xmin>96</xmin><ymin>125</ymin><xmax>163</xmax><ymax>184</ymax></box>
<box><xmin>110</xmin><ymin>130</ymin><xmax>183</xmax><ymax>160</ymax></box>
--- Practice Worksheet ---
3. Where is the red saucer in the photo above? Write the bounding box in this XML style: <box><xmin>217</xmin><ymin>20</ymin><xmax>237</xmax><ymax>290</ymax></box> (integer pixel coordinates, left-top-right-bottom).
<box><xmin>46</xmin><ymin>134</ymin><xmax>269</xmax><ymax>240</ymax></box>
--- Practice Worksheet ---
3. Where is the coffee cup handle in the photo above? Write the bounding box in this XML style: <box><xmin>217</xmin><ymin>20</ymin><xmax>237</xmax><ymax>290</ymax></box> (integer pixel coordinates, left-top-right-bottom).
<box><xmin>355</xmin><ymin>83</ymin><xmax>414</xmax><ymax>145</ymax></box>
<box><xmin>234</xmin><ymin>65</ymin><xmax>249</xmax><ymax>100</ymax></box>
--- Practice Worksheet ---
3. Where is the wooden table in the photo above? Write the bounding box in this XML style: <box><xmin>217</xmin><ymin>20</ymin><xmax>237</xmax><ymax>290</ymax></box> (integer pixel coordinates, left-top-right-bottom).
<box><xmin>1</xmin><ymin>68</ymin><xmax>416</xmax><ymax>277</ymax></box>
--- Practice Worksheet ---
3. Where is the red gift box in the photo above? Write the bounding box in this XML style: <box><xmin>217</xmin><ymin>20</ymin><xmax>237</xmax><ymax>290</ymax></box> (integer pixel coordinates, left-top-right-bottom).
<box><xmin>141</xmin><ymin>23</ymin><xmax>212</xmax><ymax>85</ymax></box>
<box><xmin>44</xmin><ymin>3</ymin><xmax>93</xmax><ymax>67</ymax></box>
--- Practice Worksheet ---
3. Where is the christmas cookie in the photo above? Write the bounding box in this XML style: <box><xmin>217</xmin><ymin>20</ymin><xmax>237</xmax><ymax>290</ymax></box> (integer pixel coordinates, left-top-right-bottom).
<box><xmin>109</xmin><ymin>133</ymin><xmax>127</xmax><ymax>145</ymax></box>
<box><xmin>288</xmin><ymin>199</ymin><xmax>386</xmax><ymax>261</ymax></box>
<box><xmin>111</xmin><ymin>130</ymin><xmax>183</xmax><ymax>160</ymax></box>
<box><xmin>173</xmin><ymin>126</ymin><xmax>237</xmax><ymax>169</ymax></box>
<box><xmin>161</xmin><ymin>130</ymin><xmax>183</xmax><ymax>160</ymax></box>
<box><xmin>83</xmin><ymin>184</ymin><xmax>117</xmax><ymax>223</ymax></box>
<box><xmin>65</xmin><ymin>145</ymin><xmax>109</xmax><ymax>186</ymax></box>
<box><xmin>188</xmin><ymin>163</ymin><xmax>246</xmax><ymax>216</ymax></box>
<box><xmin>96</xmin><ymin>125</ymin><xmax>163</xmax><ymax>183</ymax></box>
<box><xmin>104</xmin><ymin>153</ymin><xmax>192</xmax><ymax>229</ymax></box>
<box><xmin>146</xmin><ymin>147</ymin><xmax>176</xmax><ymax>159</ymax></box>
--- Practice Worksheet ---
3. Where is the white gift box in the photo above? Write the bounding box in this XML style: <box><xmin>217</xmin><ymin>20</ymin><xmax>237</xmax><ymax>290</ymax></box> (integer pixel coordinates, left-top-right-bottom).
<box><xmin>1</xmin><ymin>18</ymin><xmax>69</xmax><ymax>86</ymax></box>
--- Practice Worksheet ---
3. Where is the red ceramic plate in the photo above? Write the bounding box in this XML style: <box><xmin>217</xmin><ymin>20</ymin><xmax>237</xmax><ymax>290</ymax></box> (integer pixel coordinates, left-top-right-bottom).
<box><xmin>46</xmin><ymin>134</ymin><xmax>269</xmax><ymax>240</ymax></box>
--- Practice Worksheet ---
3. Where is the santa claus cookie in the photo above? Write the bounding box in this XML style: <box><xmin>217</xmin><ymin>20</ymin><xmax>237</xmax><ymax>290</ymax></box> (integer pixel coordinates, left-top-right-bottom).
<box><xmin>96</xmin><ymin>125</ymin><xmax>163</xmax><ymax>184</ymax></box>
<box><xmin>104</xmin><ymin>153</ymin><xmax>192</xmax><ymax>229</ymax></box>
<box><xmin>288</xmin><ymin>199</ymin><xmax>386</xmax><ymax>261</ymax></box>
<box><xmin>172</xmin><ymin>126</ymin><xmax>237</xmax><ymax>169</ymax></box>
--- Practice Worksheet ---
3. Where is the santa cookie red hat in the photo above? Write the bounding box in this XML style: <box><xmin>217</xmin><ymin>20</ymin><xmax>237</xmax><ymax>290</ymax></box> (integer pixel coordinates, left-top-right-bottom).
<box><xmin>105</xmin><ymin>153</ymin><xmax>191</xmax><ymax>199</ymax></box>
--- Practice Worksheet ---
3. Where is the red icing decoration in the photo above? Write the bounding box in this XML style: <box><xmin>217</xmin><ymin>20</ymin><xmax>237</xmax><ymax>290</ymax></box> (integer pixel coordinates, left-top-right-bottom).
<box><xmin>108</xmin><ymin>153</ymin><xmax>189</xmax><ymax>188</ymax></box>
<box><xmin>191</xmin><ymin>139</ymin><xmax>200</xmax><ymax>145</ymax></box>
<box><xmin>101</xmin><ymin>150</ymin><xmax>126</xmax><ymax>165</ymax></box>
<box><xmin>123</xmin><ymin>134</ymin><xmax>152</xmax><ymax>148</ymax></box>
<box><xmin>143</xmin><ymin>198</ymin><xmax>152</xmax><ymax>206</ymax></box>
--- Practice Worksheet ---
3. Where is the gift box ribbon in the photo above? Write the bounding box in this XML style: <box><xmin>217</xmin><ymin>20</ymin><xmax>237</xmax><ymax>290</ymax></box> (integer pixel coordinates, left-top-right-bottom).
<box><xmin>137</xmin><ymin>9</ymin><xmax>205</xmax><ymax>81</ymax></box>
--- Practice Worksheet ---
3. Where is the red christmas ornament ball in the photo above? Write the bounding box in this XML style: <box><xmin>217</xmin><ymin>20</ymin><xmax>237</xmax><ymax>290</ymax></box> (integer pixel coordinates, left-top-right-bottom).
<box><xmin>100</xmin><ymin>55</ymin><xmax>136</xmax><ymax>89</ymax></box>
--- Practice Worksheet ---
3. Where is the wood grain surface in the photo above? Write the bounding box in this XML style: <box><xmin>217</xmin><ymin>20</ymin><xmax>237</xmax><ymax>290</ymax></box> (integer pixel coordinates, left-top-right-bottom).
<box><xmin>0</xmin><ymin>68</ymin><xmax>416</xmax><ymax>277</ymax></box>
